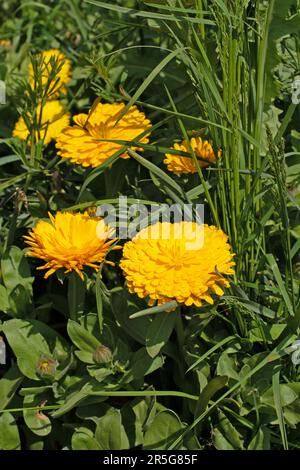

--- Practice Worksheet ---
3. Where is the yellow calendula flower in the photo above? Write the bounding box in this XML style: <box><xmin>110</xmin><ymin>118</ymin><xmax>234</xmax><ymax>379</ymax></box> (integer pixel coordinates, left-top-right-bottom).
<box><xmin>28</xmin><ymin>48</ymin><xmax>72</xmax><ymax>96</ymax></box>
<box><xmin>24</xmin><ymin>211</ymin><xmax>119</xmax><ymax>280</ymax></box>
<box><xmin>0</xmin><ymin>39</ymin><xmax>11</xmax><ymax>49</ymax></box>
<box><xmin>120</xmin><ymin>222</ymin><xmax>235</xmax><ymax>308</ymax></box>
<box><xmin>13</xmin><ymin>100</ymin><xmax>70</xmax><ymax>145</ymax></box>
<box><xmin>56</xmin><ymin>102</ymin><xmax>151</xmax><ymax>168</ymax></box>
<box><xmin>164</xmin><ymin>136</ymin><xmax>221</xmax><ymax>175</ymax></box>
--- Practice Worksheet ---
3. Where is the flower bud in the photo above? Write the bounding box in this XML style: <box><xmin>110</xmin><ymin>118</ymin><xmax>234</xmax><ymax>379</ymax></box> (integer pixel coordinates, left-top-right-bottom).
<box><xmin>93</xmin><ymin>345</ymin><xmax>112</xmax><ymax>364</ymax></box>
<box><xmin>37</xmin><ymin>356</ymin><xmax>57</xmax><ymax>376</ymax></box>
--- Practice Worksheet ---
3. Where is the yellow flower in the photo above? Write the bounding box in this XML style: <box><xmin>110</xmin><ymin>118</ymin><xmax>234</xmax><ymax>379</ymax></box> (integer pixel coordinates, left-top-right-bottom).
<box><xmin>120</xmin><ymin>222</ymin><xmax>235</xmax><ymax>307</ymax></box>
<box><xmin>56</xmin><ymin>102</ymin><xmax>151</xmax><ymax>168</ymax></box>
<box><xmin>0</xmin><ymin>39</ymin><xmax>11</xmax><ymax>49</ymax></box>
<box><xmin>13</xmin><ymin>100</ymin><xmax>70</xmax><ymax>145</ymax></box>
<box><xmin>28</xmin><ymin>48</ymin><xmax>72</xmax><ymax>96</ymax></box>
<box><xmin>37</xmin><ymin>357</ymin><xmax>57</xmax><ymax>376</ymax></box>
<box><xmin>24</xmin><ymin>211</ymin><xmax>119</xmax><ymax>280</ymax></box>
<box><xmin>164</xmin><ymin>136</ymin><xmax>221</xmax><ymax>175</ymax></box>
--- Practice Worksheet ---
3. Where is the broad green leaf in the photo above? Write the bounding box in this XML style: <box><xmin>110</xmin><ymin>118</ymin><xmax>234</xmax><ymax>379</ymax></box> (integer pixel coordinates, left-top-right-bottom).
<box><xmin>51</xmin><ymin>381</ymin><xmax>94</xmax><ymax>418</ymax></box>
<box><xmin>212</xmin><ymin>428</ymin><xmax>235</xmax><ymax>450</ymax></box>
<box><xmin>1</xmin><ymin>247</ymin><xmax>33</xmax><ymax>316</ymax></box>
<box><xmin>217</xmin><ymin>411</ymin><xmax>244</xmax><ymax>449</ymax></box>
<box><xmin>262</xmin><ymin>384</ymin><xmax>298</xmax><ymax>408</ymax></box>
<box><xmin>248</xmin><ymin>427</ymin><xmax>271</xmax><ymax>450</ymax></box>
<box><xmin>95</xmin><ymin>408</ymin><xmax>130</xmax><ymax>450</ymax></box>
<box><xmin>111</xmin><ymin>290</ymin><xmax>151</xmax><ymax>344</ymax></box>
<box><xmin>72</xmin><ymin>427</ymin><xmax>101</xmax><ymax>450</ymax></box>
<box><xmin>23</xmin><ymin>394</ymin><xmax>52</xmax><ymax>437</ymax></box>
<box><xmin>75</xmin><ymin>350</ymin><xmax>95</xmax><ymax>364</ymax></box>
<box><xmin>194</xmin><ymin>376</ymin><xmax>228</xmax><ymax>420</ymax></box>
<box><xmin>144</xmin><ymin>410</ymin><xmax>184</xmax><ymax>450</ymax></box>
<box><xmin>1</xmin><ymin>246</ymin><xmax>33</xmax><ymax>293</ymax></box>
<box><xmin>0</xmin><ymin>364</ymin><xmax>23</xmax><ymax>411</ymax></box>
<box><xmin>121</xmin><ymin>398</ymin><xmax>151</xmax><ymax>447</ymax></box>
<box><xmin>216</xmin><ymin>353</ymin><xmax>240</xmax><ymax>380</ymax></box>
<box><xmin>8</xmin><ymin>284</ymin><xmax>32</xmax><ymax>317</ymax></box>
<box><xmin>2</xmin><ymin>319</ymin><xmax>52</xmax><ymax>380</ymax></box>
<box><xmin>284</xmin><ymin>399</ymin><xmax>300</xmax><ymax>428</ymax></box>
<box><xmin>123</xmin><ymin>348</ymin><xmax>164</xmax><ymax>383</ymax></box>
<box><xmin>67</xmin><ymin>320</ymin><xmax>100</xmax><ymax>353</ymax></box>
<box><xmin>146</xmin><ymin>311</ymin><xmax>177</xmax><ymax>358</ymax></box>
<box><xmin>0</xmin><ymin>285</ymin><xmax>9</xmax><ymax>313</ymax></box>
<box><xmin>0</xmin><ymin>412</ymin><xmax>21</xmax><ymax>450</ymax></box>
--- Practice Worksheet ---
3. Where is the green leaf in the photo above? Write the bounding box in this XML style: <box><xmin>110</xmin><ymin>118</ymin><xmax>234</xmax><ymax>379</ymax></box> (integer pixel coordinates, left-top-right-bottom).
<box><xmin>187</xmin><ymin>336</ymin><xmax>235</xmax><ymax>372</ymax></box>
<box><xmin>284</xmin><ymin>399</ymin><xmax>300</xmax><ymax>428</ymax></box>
<box><xmin>75</xmin><ymin>350</ymin><xmax>95</xmax><ymax>364</ymax></box>
<box><xmin>216</xmin><ymin>353</ymin><xmax>240</xmax><ymax>380</ymax></box>
<box><xmin>111</xmin><ymin>290</ymin><xmax>151</xmax><ymax>344</ymax></box>
<box><xmin>95</xmin><ymin>408</ymin><xmax>130</xmax><ymax>450</ymax></box>
<box><xmin>72</xmin><ymin>427</ymin><xmax>101</xmax><ymax>450</ymax></box>
<box><xmin>68</xmin><ymin>272</ymin><xmax>86</xmax><ymax>320</ymax></box>
<box><xmin>272</xmin><ymin>368</ymin><xmax>289</xmax><ymax>450</ymax></box>
<box><xmin>1</xmin><ymin>246</ymin><xmax>33</xmax><ymax>316</ymax></box>
<box><xmin>8</xmin><ymin>284</ymin><xmax>32</xmax><ymax>317</ymax></box>
<box><xmin>51</xmin><ymin>381</ymin><xmax>95</xmax><ymax>418</ymax></box>
<box><xmin>23</xmin><ymin>394</ymin><xmax>52</xmax><ymax>437</ymax></box>
<box><xmin>146</xmin><ymin>312</ymin><xmax>177</xmax><ymax>358</ymax></box>
<box><xmin>67</xmin><ymin>320</ymin><xmax>100</xmax><ymax>353</ymax></box>
<box><xmin>0</xmin><ymin>285</ymin><xmax>9</xmax><ymax>313</ymax></box>
<box><xmin>129</xmin><ymin>301</ymin><xmax>178</xmax><ymax>319</ymax></box>
<box><xmin>128</xmin><ymin>149</ymin><xmax>187</xmax><ymax>203</ymax></box>
<box><xmin>95</xmin><ymin>272</ymin><xmax>103</xmax><ymax>334</ymax></box>
<box><xmin>168</xmin><ymin>334</ymin><xmax>296</xmax><ymax>449</ymax></box>
<box><xmin>124</xmin><ymin>348</ymin><xmax>164</xmax><ymax>382</ymax></box>
<box><xmin>194</xmin><ymin>376</ymin><xmax>228</xmax><ymax>421</ymax></box>
<box><xmin>0</xmin><ymin>173</ymin><xmax>28</xmax><ymax>193</ymax></box>
<box><xmin>217</xmin><ymin>411</ymin><xmax>244</xmax><ymax>449</ymax></box>
<box><xmin>0</xmin><ymin>412</ymin><xmax>21</xmax><ymax>450</ymax></box>
<box><xmin>121</xmin><ymin>398</ymin><xmax>151</xmax><ymax>447</ymax></box>
<box><xmin>0</xmin><ymin>364</ymin><xmax>23</xmax><ymax>411</ymax></box>
<box><xmin>2</xmin><ymin>319</ymin><xmax>52</xmax><ymax>380</ymax></box>
<box><xmin>1</xmin><ymin>246</ymin><xmax>33</xmax><ymax>293</ymax></box>
<box><xmin>248</xmin><ymin>427</ymin><xmax>271</xmax><ymax>450</ymax></box>
<box><xmin>144</xmin><ymin>410</ymin><xmax>184</xmax><ymax>450</ymax></box>
<box><xmin>116</xmin><ymin>47</ymin><xmax>184</xmax><ymax>125</ymax></box>
<box><xmin>212</xmin><ymin>428</ymin><xmax>235</xmax><ymax>450</ymax></box>
<box><xmin>266</xmin><ymin>254</ymin><xmax>294</xmax><ymax>316</ymax></box>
